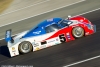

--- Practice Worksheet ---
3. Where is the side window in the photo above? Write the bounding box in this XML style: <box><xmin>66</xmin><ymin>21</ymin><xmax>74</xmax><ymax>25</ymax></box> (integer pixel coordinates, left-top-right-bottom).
<box><xmin>45</xmin><ymin>24</ymin><xmax>61</xmax><ymax>33</ymax></box>
<box><xmin>45</xmin><ymin>26</ymin><xmax>54</xmax><ymax>33</ymax></box>
<box><xmin>59</xmin><ymin>20</ymin><xmax>73</xmax><ymax>27</ymax></box>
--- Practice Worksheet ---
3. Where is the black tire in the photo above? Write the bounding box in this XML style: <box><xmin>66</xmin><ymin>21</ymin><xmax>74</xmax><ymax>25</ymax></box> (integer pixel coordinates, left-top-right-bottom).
<box><xmin>72</xmin><ymin>27</ymin><xmax>84</xmax><ymax>38</ymax></box>
<box><xmin>18</xmin><ymin>41</ymin><xmax>33</xmax><ymax>54</ymax></box>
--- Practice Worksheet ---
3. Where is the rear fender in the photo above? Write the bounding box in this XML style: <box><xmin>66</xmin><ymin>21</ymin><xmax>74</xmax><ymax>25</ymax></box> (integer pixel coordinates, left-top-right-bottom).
<box><xmin>8</xmin><ymin>43</ymin><xmax>19</xmax><ymax>57</ymax></box>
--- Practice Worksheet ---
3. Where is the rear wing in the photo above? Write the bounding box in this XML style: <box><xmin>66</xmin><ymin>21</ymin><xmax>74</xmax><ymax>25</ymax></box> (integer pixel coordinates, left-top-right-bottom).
<box><xmin>5</xmin><ymin>29</ymin><xmax>14</xmax><ymax>43</ymax></box>
<box><xmin>5</xmin><ymin>30</ymin><xmax>20</xmax><ymax>57</ymax></box>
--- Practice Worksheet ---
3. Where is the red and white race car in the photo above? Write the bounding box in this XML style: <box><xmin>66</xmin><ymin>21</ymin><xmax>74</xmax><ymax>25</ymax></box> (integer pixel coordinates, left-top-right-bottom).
<box><xmin>5</xmin><ymin>16</ymin><xmax>96</xmax><ymax>57</ymax></box>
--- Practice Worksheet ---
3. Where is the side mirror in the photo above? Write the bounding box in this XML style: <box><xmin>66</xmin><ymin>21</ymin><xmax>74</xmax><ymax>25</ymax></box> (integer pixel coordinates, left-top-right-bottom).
<box><xmin>68</xmin><ymin>15</ymin><xmax>71</xmax><ymax>18</ymax></box>
<box><xmin>65</xmin><ymin>15</ymin><xmax>71</xmax><ymax>20</ymax></box>
<box><xmin>67</xmin><ymin>15</ymin><xmax>71</xmax><ymax>20</ymax></box>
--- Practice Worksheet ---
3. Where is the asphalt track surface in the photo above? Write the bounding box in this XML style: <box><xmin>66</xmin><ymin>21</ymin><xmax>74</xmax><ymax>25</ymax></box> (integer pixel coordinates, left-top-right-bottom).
<box><xmin>0</xmin><ymin>8</ymin><xmax>100</xmax><ymax>67</ymax></box>
<box><xmin>0</xmin><ymin>0</ymin><xmax>80</xmax><ymax>26</ymax></box>
<box><xmin>71</xmin><ymin>58</ymin><xmax>100</xmax><ymax>67</ymax></box>
<box><xmin>0</xmin><ymin>0</ymin><xmax>100</xmax><ymax>39</ymax></box>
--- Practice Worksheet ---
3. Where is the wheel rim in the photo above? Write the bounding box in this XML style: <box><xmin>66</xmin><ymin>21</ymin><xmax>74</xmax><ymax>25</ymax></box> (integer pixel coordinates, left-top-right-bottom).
<box><xmin>22</xmin><ymin>43</ymin><xmax>29</xmax><ymax>50</ymax></box>
<box><xmin>73</xmin><ymin>27</ymin><xmax>84</xmax><ymax>38</ymax></box>
<box><xmin>20</xmin><ymin>42</ymin><xmax>31</xmax><ymax>53</ymax></box>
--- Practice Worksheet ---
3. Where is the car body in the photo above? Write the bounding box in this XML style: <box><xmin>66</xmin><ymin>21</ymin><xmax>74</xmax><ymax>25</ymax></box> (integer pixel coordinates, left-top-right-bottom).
<box><xmin>5</xmin><ymin>16</ymin><xmax>96</xmax><ymax>57</ymax></box>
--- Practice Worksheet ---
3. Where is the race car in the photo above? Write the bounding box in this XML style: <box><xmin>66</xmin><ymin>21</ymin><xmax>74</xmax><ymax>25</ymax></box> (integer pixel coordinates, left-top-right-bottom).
<box><xmin>5</xmin><ymin>15</ymin><xmax>96</xmax><ymax>57</ymax></box>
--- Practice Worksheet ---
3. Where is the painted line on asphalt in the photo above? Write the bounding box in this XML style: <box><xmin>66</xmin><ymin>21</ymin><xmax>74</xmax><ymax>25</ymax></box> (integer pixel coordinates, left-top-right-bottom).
<box><xmin>0</xmin><ymin>0</ymin><xmax>85</xmax><ymax>41</ymax></box>
<box><xmin>0</xmin><ymin>0</ymin><xmax>85</xmax><ymax>28</ymax></box>
<box><xmin>73</xmin><ymin>7</ymin><xmax>100</xmax><ymax>17</ymax></box>
<box><xmin>63</xmin><ymin>55</ymin><xmax>100</xmax><ymax>67</ymax></box>
<box><xmin>0</xmin><ymin>0</ymin><xmax>50</xmax><ymax>17</ymax></box>
<box><xmin>1</xmin><ymin>2</ymin><xmax>100</xmax><ymax>42</ymax></box>
<box><xmin>1</xmin><ymin>6</ymin><xmax>100</xmax><ymax>41</ymax></box>
<box><xmin>63</xmin><ymin>8</ymin><xmax>100</xmax><ymax>67</ymax></box>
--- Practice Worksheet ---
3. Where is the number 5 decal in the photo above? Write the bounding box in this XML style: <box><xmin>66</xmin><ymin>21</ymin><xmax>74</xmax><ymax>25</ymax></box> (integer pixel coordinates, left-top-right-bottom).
<box><xmin>59</xmin><ymin>34</ymin><xmax>66</xmax><ymax>42</ymax></box>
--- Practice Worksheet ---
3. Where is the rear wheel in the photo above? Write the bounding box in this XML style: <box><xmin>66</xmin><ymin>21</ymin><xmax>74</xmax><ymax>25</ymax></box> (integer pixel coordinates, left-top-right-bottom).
<box><xmin>72</xmin><ymin>27</ymin><xmax>84</xmax><ymax>38</ymax></box>
<box><xmin>18</xmin><ymin>41</ymin><xmax>33</xmax><ymax>54</ymax></box>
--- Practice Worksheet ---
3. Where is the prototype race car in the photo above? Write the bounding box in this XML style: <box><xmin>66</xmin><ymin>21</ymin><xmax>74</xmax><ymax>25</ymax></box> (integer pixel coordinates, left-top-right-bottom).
<box><xmin>5</xmin><ymin>16</ymin><xmax>96</xmax><ymax>57</ymax></box>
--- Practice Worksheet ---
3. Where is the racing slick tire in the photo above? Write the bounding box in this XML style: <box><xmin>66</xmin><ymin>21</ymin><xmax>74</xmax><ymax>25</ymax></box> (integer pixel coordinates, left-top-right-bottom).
<box><xmin>72</xmin><ymin>27</ymin><xmax>84</xmax><ymax>38</ymax></box>
<box><xmin>18</xmin><ymin>41</ymin><xmax>33</xmax><ymax>54</ymax></box>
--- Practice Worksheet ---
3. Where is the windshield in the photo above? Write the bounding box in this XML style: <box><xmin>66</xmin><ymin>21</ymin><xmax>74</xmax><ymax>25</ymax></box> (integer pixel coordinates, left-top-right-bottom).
<box><xmin>59</xmin><ymin>19</ymin><xmax>73</xmax><ymax>27</ymax></box>
<box><xmin>45</xmin><ymin>24</ymin><xmax>61</xmax><ymax>33</ymax></box>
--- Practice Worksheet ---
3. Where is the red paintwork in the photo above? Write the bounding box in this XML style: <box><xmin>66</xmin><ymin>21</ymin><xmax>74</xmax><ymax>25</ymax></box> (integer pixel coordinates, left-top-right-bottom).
<box><xmin>45</xmin><ymin>26</ymin><xmax>75</xmax><ymax>42</ymax></box>
<box><xmin>44</xmin><ymin>16</ymin><xmax>95</xmax><ymax>42</ymax></box>
<box><xmin>69</xmin><ymin>16</ymin><xmax>90</xmax><ymax>23</ymax></box>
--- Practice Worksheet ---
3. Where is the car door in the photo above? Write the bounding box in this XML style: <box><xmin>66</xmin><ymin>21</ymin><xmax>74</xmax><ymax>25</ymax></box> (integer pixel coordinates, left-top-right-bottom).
<box><xmin>43</xmin><ymin>24</ymin><xmax>64</xmax><ymax>46</ymax></box>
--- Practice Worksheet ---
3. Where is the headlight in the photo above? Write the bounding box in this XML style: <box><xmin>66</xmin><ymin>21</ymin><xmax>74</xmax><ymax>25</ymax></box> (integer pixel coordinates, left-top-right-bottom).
<box><xmin>87</xmin><ymin>24</ymin><xmax>93</xmax><ymax>30</ymax></box>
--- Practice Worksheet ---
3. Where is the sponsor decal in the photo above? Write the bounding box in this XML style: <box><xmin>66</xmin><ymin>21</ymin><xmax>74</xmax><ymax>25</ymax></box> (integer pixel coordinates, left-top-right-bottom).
<box><xmin>6</xmin><ymin>31</ymin><xmax>11</xmax><ymax>38</ymax></box>
<box><xmin>40</xmin><ymin>45</ymin><xmax>46</xmax><ymax>49</ymax></box>
<box><xmin>35</xmin><ymin>47</ymin><xmax>40</xmax><ymax>51</ymax></box>
<box><xmin>66</xmin><ymin>32</ymin><xmax>70</xmax><ymax>35</ymax></box>
<box><xmin>33</xmin><ymin>31</ymin><xmax>41</xmax><ymax>34</ymax></box>
<box><xmin>47</xmin><ymin>38</ymin><xmax>60</xmax><ymax>45</ymax></box>
<box><xmin>48</xmin><ymin>40</ymin><xmax>55</xmax><ymax>43</ymax></box>
<box><xmin>33</xmin><ymin>43</ymin><xmax>39</xmax><ymax>47</ymax></box>
<box><xmin>56</xmin><ymin>38</ymin><xmax>59</xmax><ymax>41</ymax></box>
<box><xmin>47</xmin><ymin>18</ymin><xmax>53</xmax><ymax>22</ymax></box>
<box><xmin>85</xmin><ymin>32</ymin><xmax>89</xmax><ymax>35</ymax></box>
<box><xmin>12</xmin><ymin>47</ymin><xmax>15</xmax><ymax>50</ymax></box>
<box><xmin>67</xmin><ymin>35</ymin><xmax>70</xmax><ymax>38</ymax></box>
<box><xmin>59</xmin><ymin>34</ymin><xmax>66</xmax><ymax>42</ymax></box>
<box><xmin>33</xmin><ymin>40</ymin><xmax>39</xmax><ymax>47</ymax></box>
<box><xmin>66</xmin><ymin>33</ymin><xmax>71</xmax><ymax>39</ymax></box>
<box><xmin>12</xmin><ymin>47</ymin><xmax>16</xmax><ymax>52</ymax></box>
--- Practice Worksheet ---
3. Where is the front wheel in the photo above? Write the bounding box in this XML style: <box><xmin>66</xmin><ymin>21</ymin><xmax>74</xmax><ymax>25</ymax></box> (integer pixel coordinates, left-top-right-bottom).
<box><xmin>18</xmin><ymin>41</ymin><xmax>33</xmax><ymax>54</ymax></box>
<box><xmin>72</xmin><ymin>27</ymin><xmax>84</xmax><ymax>38</ymax></box>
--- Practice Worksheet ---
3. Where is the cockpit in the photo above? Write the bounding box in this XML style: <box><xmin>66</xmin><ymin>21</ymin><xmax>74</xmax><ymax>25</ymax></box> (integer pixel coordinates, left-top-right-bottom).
<box><xmin>58</xmin><ymin>19</ymin><xmax>73</xmax><ymax>27</ymax></box>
